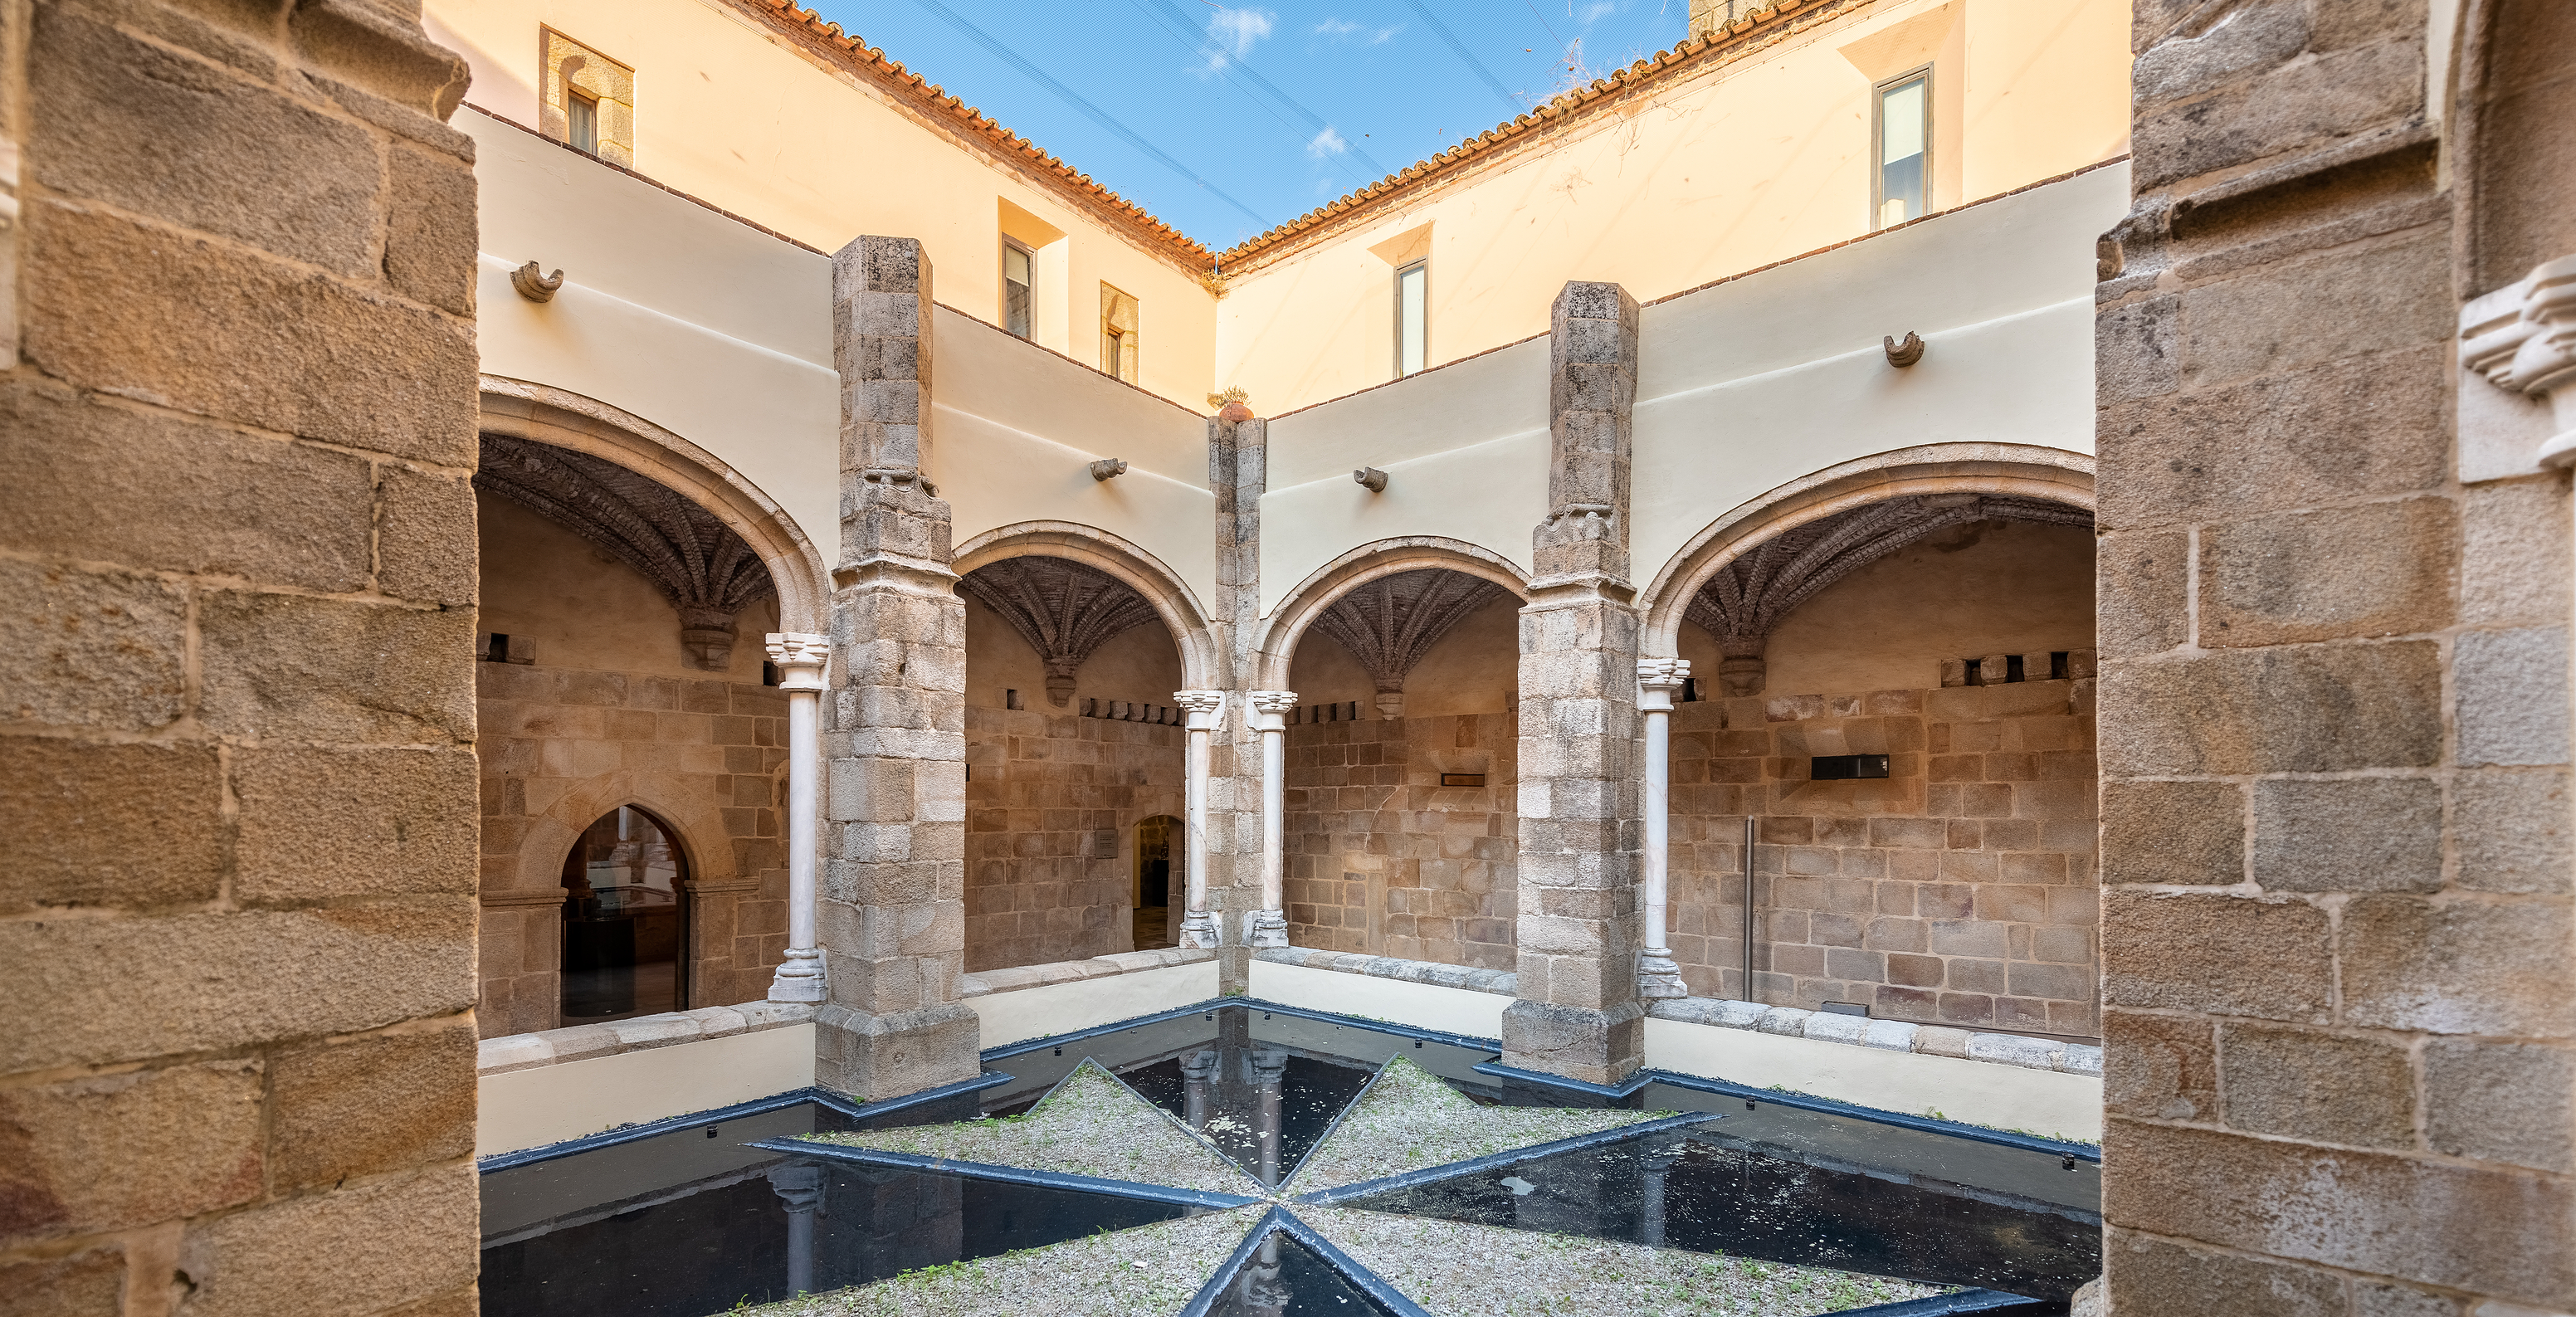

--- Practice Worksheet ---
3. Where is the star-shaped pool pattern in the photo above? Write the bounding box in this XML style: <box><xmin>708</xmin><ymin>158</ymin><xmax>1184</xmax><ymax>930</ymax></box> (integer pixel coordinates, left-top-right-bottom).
<box><xmin>739</xmin><ymin>1052</ymin><xmax>1967</xmax><ymax>1317</ymax></box>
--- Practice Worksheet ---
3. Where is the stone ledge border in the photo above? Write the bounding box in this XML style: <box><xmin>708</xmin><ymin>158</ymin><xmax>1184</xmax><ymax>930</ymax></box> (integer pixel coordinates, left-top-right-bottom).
<box><xmin>476</xmin><ymin>1000</ymin><xmax>818</xmax><ymax>1077</ymax></box>
<box><xmin>959</xmin><ymin>946</ymin><xmax>1217</xmax><ymax>997</ymax></box>
<box><xmin>1648</xmin><ymin>997</ymin><xmax>2102</xmax><ymax>1078</ymax></box>
<box><xmin>1253</xmin><ymin>947</ymin><xmax>2098</xmax><ymax>1079</ymax></box>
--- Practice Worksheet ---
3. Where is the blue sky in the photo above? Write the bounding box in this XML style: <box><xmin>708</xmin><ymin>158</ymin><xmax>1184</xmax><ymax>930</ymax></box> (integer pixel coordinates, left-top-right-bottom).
<box><xmin>804</xmin><ymin>0</ymin><xmax>1693</xmax><ymax>251</ymax></box>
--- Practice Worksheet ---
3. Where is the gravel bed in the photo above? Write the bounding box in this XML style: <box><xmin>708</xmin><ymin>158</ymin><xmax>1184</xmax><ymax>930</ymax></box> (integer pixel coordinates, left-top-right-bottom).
<box><xmin>729</xmin><ymin>1205</ymin><xmax>1263</xmax><ymax>1317</ymax></box>
<box><xmin>1300</xmin><ymin>1206</ymin><xmax>1946</xmax><ymax>1317</ymax></box>
<box><xmin>1285</xmin><ymin>1056</ymin><xmax>1663</xmax><ymax>1193</ymax></box>
<box><xmin>795</xmin><ymin>1060</ymin><xmax>1253</xmax><ymax>1196</ymax></box>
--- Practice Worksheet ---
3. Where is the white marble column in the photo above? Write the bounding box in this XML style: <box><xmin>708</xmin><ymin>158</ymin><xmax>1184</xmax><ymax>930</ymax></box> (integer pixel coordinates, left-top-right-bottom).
<box><xmin>1637</xmin><ymin>657</ymin><xmax>1689</xmax><ymax>1000</ymax></box>
<box><xmin>766</xmin><ymin>1161</ymin><xmax>825</xmax><ymax>1297</ymax></box>
<box><xmin>768</xmin><ymin>632</ymin><xmax>830</xmax><ymax>1002</ymax></box>
<box><xmin>1175</xmin><ymin>690</ymin><xmax>1227</xmax><ymax>949</ymax></box>
<box><xmin>1244</xmin><ymin>690</ymin><xmax>1298</xmax><ymax>947</ymax></box>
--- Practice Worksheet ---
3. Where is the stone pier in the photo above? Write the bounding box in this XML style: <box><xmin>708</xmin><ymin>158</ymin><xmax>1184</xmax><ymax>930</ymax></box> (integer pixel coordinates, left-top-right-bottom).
<box><xmin>815</xmin><ymin>236</ymin><xmax>981</xmax><ymax>1097</ymax></box>
<box><xmin>1503</xmin><ymin>280</ymin><xmax>1647</xmax><ymax>1087</ymax></box>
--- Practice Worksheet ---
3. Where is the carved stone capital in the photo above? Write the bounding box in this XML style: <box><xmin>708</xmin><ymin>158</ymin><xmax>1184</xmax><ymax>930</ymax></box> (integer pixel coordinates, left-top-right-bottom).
<box><xmin>1248</xmin><ymin>690</ymin><xmax>1298</xmax><ymax>732</ymax></box>
<box><xmin>1637</xmin><ymin>656</ymin><xmax>1688</xmax><ymax>713</ymax></box>
<box><xmin>2461</xmin><ymin>252</ymin><xmax>2576</xmax><ymax>467</ymax></box>
<box><xmin>1174</xmin><ymin>689</ymin><xmax>1227</xmax><ymax>730</ymax></box>
<box><xmin>766</xmin><ymin>632</ymin><xmax>830</xmax><ymax>692</ymax></box>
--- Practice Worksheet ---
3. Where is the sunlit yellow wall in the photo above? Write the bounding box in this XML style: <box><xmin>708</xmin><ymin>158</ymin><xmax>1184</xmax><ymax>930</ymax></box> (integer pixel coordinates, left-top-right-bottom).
<box><xmin>428</xmin><ymin>0</ymin><xmax>1219</xmax><ymax>407</ymax></box>
<box><xmin>1215</xmin><ymin>0</ymin><xmax>2129</xmax><ymax>414</ymax></box>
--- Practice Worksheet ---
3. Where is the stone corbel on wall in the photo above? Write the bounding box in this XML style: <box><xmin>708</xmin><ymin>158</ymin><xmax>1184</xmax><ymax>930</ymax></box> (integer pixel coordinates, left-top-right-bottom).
<box><xmin>2461</xmin><ymin>253</ymin><xmax>2576</xmax><ymax>471</ymax></box>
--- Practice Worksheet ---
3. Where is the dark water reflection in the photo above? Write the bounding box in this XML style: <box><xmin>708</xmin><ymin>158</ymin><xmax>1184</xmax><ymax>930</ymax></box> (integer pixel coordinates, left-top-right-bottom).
<box><xmin>1339</xmin><ymin>1123</ymin><xmax>2100</xmax><ymax>1304</ymax></box>
<box><xmin>1203</xmin><ymin>1227</ymin><xmax>1398</xmax><ymax>1317</ymax></box>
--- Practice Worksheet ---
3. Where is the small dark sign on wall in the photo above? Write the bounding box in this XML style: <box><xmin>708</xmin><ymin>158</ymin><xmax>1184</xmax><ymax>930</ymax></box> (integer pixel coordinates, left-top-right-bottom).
<box><xmin>1440</xmin><ymin>773</ymin><xmax>1486</xmax><ymax>788</ymax></box>
<box><xmin>1811</xmin><ymin>754</ymin><xmax>1890</xmax><ymax>780</ymax></box>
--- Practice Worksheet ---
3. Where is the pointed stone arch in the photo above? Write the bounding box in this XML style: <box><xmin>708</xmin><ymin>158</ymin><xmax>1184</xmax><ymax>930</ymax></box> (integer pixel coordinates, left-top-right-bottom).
<box><xmin>1251</xmin><ymin>537</ymin><xmax>1531</xmax><ymax>691</ymax></box>
<box><xmin>952</xmin><ymin>521</ymin><xmax>1223</xmax><ymax>691</ymax></box>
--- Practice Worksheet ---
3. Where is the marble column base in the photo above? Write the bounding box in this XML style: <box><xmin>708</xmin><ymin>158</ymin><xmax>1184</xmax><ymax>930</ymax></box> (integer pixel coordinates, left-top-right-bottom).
<box><xmin>1243</xmin><ymin>909</ymin><xmax>1290</xmax><ymax>949</ymax></box>
<box><xmin>1178</xmin><ymin>910</ymin><xmax>1222</xmax><ymax>949</ymax></box>
<box><xmin>767</xmin><ymin>948</ymin><xmax>828</xmax><ymax>1002</ymax></box>
<box><xmin>1636</xmin><ymin>948</ymin><xmax>1688</xmax><ymax>1000</ymax></box>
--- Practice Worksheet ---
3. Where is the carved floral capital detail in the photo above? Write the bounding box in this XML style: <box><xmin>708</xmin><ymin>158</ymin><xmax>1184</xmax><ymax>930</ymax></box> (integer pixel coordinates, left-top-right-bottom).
<box><xmin>2461</xmin><ymin>252</ymin><xmax>2576</xmax><ymax>468</ymax></box>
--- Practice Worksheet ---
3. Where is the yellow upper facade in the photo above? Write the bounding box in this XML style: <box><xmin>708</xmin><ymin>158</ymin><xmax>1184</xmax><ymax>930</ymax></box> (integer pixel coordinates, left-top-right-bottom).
<box><xmin>430</xmin><ymin>0</ymin><xmax>2130</xmax><ymax>415</ymax></box>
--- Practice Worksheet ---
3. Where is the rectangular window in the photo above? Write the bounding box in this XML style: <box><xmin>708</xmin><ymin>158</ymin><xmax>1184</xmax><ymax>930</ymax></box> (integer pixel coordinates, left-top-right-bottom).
<box><xmin>1105</xmin><ymin>330</ymin><xmax>1125</xmax><ymax>378</ymax></box>
<box><xmin>1875</xmin><ymin>69</ymin><xmax>1928</xmax><ymax>228</ymax></box>
<box><xmin>568</xmin><ymin>90</ymin><xmax>600</xmax><ymax>154</ymax></box>
<box><xmin>1394</xmin><ymin>260</ymin><xmax>1427</xmax><ymax>377</ymax></box>
<box><xmin>1099</xmin><ymin>282</ymin><xmax>1139</xmax><ymax>382</ymax></box>
<box><xmin>1003</xmin><ymin>241</ymin><xmax>1034</xmax><ymax>339</ymax></box>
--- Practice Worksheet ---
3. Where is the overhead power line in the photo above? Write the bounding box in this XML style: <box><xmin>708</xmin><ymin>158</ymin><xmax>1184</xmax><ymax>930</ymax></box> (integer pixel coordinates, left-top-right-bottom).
<box><xmin>900</xmin><ymin>0</ymin><xmax>1271</xmax><ymax>229</ymax></box>
<box><xmin>1397</xmin><ymin>0</ymin><xmax>1526</xmax><ymax>117</ymax></box>
<box><xmin>1129</xmin><ymin>0</ymin><xmax>1391</xmax><ymax>181</ymax></box>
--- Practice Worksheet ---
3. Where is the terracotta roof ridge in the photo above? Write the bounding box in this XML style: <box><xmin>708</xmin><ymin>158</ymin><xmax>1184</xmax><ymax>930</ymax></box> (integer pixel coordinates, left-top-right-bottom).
<box><xmin>1215</xmin><ymin>0</ymin><xmax>1877</xmax><ymax>269</ymax></box>
<box><xmin>716</xmin><ymin>0</ymin><xmax>1215</xmax><ymax>271</ymax></box>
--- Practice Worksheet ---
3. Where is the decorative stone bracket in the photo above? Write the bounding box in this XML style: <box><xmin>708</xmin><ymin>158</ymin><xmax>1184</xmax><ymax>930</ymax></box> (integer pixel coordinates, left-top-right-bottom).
<box><xmin>2461</xmin><ymin>253</ymin><xmax>2576</xmax><ymax>468</ymax></box>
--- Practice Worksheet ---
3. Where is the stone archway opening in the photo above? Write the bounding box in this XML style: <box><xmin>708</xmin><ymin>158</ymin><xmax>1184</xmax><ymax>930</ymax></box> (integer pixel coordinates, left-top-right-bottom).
<box><xmin>559</xmin><ymin>804</ymin><xmax>692</xmax><ymax>1024</ymax></box>
<box><xmin>1278</xmin><ymin>566</ymin><xmax>1525</xmax><ymax>971</ymax></box>
<box><xmin>956</xmin><ymin>554</ymin><xmax>1191</xmax><ymax>971</ymax></box>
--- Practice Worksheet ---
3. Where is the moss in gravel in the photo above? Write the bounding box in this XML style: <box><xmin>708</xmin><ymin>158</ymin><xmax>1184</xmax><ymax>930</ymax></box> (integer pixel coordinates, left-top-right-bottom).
<box><xmin>1300</xmin><ymin>1206</ymin><xmax>1944</xmax><ymax>1317</ymax></box>
<box><xmin>1284</xmin><ymin>1056</ymin><xmax>1666</xmax><ymax>1193</ymax></box>
<box><xmin>725</xmin><ymin>1205</ymin><xmax>1263</xmax><ymax>1317</ymax></box>
<box><xmin>793</xmin><ymin>1059</ymin><xmax>1252</xmax><ymax>1196</ymax></box>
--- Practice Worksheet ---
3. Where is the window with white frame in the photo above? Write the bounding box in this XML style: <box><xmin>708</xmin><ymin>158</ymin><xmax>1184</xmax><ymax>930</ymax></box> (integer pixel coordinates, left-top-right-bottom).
<box><xmin>1394</xmin><ymin>260</ymin><xmax>1427</xmax><ymax>377</ymax></box>
<box><xmin>1003</xmin><ymin>241</ymin><xmax>1034</xmax><ymax>339</ymax></box>
<box><xmin>1875</xmin><ymin>68</ymin><xmax>1929</xmax><ymax>228</ymax></box>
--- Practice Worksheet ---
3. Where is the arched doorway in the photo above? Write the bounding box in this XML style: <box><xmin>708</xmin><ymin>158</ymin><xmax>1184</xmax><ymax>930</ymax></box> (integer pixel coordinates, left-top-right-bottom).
<box><xmin>559</xmin><ymin>806</ymin><xmax>690</xmax><ymax>1024</ymax></box>
<box><xmin>1133</xmin><ymin>815</ymin><xmax>1180</xmax><ymax>949</ymax></box>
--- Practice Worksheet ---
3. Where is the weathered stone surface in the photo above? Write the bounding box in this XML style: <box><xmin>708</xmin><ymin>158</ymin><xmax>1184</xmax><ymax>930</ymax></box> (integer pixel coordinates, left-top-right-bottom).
<box><xmin>0</xmin><ymin>1061</ymin><xmax>265</xmax><ymax>1241</ymax></box>
<box><xmin>2249</xmin><ymin>777</ymin><xmax>2442</xmax><ymax>892</ymax></box>
<box><xmin>177</xmin><ymin>1167</ymin><xmax>477</xmax><ymax>1317</ymax></box>
<box><xmin>235</xmin><ymin>747</ymin><xmax>478</xmax><ymax>902</ymax></box>
<box><xmin>0</xmin><ymin>382</ymin><xmax>373</xmax><ymax>591</ymax></box>
<box><xmin>2132</xmin><ymin>38</ymin><xmax>2425</xmax><ymax>191</ymax></box>
<box><xmin>2198</xmin><ymin>499</ymin><xmax>2456</xmax><ymax>646</ymax></box>
<box><xmin>268</xmin><ymin>1019</ymin><xmax>477</xmax><ymax>1190</ymax></box>
<box><xmin>2453</xmin><ymin>627</ymin><xmax>2572</xmax><ymax>767</ymax></box>
<box><xmin>2095</xmin><ymin>529</ymin><xmax>2188</xmax><ymax>657</ymax></box>
<box><xmin>2338</xmin><ymin>896</ymin><xmax>2574</xmax><ymax>1037</ymax></box>
<box><xmin>4</xmin><ymin>903</ymin><xmax>478</xmax><ymax>1073</ymax></box>
<box><xmin>22</xmin><ymin>199</ymin><xmax>477</xmax><ymax>465</ymax></box>
<box><xmin>2099</xmin><ymin>642</ymin><xmax>2442</xmax><ymax>776</ymax></box>
<box><xmin>2104</xmin><ymin>1119</ymin><xmax>2574</xmax><ymax>1299</ymax></box>
<box><xmin>2220</xmin><ymin>1023</ymin><xmax>2415</xmax><ymax>1148</ymax></box>
<box><xmin>30</xmin><ymin>3</ymin><xmax>384</xmax><ymax>277</ymax></box>
<box><xmin>0</xmin><ymin>557</ymin><xmax>189</xmax><ymax>732</ymax></box>
<box><xmin>0</xmin><ymin>1248</ymin><xmax>124</xmax><ymax>1316</ymax></box>
<box><xmin>0</xmin><ymin>739</ymin><xmax>222</xmax><ymax>915</ymax></box>
<box><xmin>374</xmin><ymin>466</ymin><xmax>477</xmax><ymax>607</ymax></box>
<box><xmin>383</xmin><ymin>143</ymin><xmax>478</xmax><ymax>315</ymax></box>
<box><xmin>813</xmin><ymin>1002</ymin><xmax>981</xmax><ymax>1100</ymax></box>
<box><xmin>2101</xmin><ymin>890</ymin><xmax>2329</xmax><ymax>1022</ymax></box>
<box><xmin>2459</xmin><ymin>477</ymin><xmax>2573</xmax><ymax>629</ymax></box>
<box><xmin>2422</xmin><ymin>1039</ymin><xmax>2574</xmax><ymax>1174</ymax></box>
<box><xmin>2102</xmin><ymin>1227</ymin><xmax>2345</xmax><ymax>1317</ymax></box>
<box><xmin>2453</xmin><ymin>768</ymin><xmax>2571</xmax><ymax>894</ymax></box>
<box><xmin>2100</xmin><ymin>780</ymin><xmax>2242</xmax><ymax>885</ymax></box>
<box><xmin>2103</xmin><ymin>1010</ymin><xmax>2216</xmax><ymax>1121</ymax></box>
<box><xmin>198</xmin><ymin>593</ymin><xmax>476</xmax><ymax>743</ymax></box>
<box><xmin>1500</xmin><ymin>998</ymin><xmax>1643</xmax><ymax>1088</ymax></box>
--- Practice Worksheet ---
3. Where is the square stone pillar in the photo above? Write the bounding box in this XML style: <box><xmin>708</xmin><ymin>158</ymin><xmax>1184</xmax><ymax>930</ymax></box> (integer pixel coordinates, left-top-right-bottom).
<box><xmin>1505</xmin><ymin>280</ymin><xmax>1648</xmax><ymax>1088</ymax></box>
<box><xmin>816</xmin><ymin>236</ymin><xmax>980</xmax><ymax>1099</ymax></box>
<box><xmin>1208</xmin><ymin>409</ymin><xmax>1266</xmax><ymax>992</ymax></box>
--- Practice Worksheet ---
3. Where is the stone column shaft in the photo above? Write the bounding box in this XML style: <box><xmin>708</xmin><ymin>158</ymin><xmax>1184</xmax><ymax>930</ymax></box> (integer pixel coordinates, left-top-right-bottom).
<box><xmin>816</xmin><ymin>235</ymin><xmax>978</xmax><ymax>1099</ymax></box>
<box><xmin>1245</xmin><ymin>690</ymin><xmax>1296</xmax><ymax>947</ymax></box>
<box><xmin>768</xmin><ymin>632</ymin><xmax>830</xmax><ymax>1002</ymax></box>
<box><xmin>1177</xmin><ymin>690</ymin><xmax>1227</xmax><ymax>949</ymax></box>
<box><xmin>1209</xmin><ymin>412</ymin><xmax>1266</xmax><ymax>988</ymax></box>
<box><xmin>1637</xmin><ymin>657</ymin><xmax>1688</xmax><ymax>999</ymax></box>
<box><xmin>1505</xmin><ymin>280</ymin><xmax>1647</xmax><ymax>1088</ymax></box>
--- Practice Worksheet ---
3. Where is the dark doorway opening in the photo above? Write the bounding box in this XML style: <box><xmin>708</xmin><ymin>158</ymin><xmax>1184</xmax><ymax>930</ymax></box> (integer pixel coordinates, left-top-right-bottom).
<box><xmin>560</xmin><ymin>805</ymin><xmax>689</xmax><ymax>1025</ymax></box>
<box><xmin>1133</xmin><ymin>815</ymin><xmax>1178</xmax><ymax>949</ymax></box>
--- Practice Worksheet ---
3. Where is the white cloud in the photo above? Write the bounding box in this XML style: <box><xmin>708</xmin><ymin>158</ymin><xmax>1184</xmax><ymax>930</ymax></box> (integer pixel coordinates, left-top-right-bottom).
<box><xmin>1578</xmin><ymin>1</ymin><xmax>1620</xmax><ymax>22</ymax></box>
<box><xmin>1203</xmin><ymin>7</ymin><xmax>1275</xmax><ymax>69</ymax></box>
<box><xmin>1315</xmin><ymin>17</ymin><xmax>1403</xmax><ymax>43</ymax></box>
<box><xmin>1307</xmin><ymin>125</ymin><xmax>1350</xmax><ymax>159</ymax></box>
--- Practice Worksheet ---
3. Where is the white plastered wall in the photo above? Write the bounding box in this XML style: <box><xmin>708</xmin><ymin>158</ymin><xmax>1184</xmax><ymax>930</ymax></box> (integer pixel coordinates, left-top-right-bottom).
<box><xmin>476</xmin><ymin>1023</ymin><xmax>816</xmax><ymax>1157</ymax></box>
<box><xmin>966</xmin><ymin>962</ymin><xmax>1221</xmax><ymax>1047</ymax></box>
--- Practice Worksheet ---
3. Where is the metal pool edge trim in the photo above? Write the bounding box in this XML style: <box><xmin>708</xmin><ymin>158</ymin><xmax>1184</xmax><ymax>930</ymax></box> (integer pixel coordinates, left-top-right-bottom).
<box><xmin>475</xmin><ymin>1071</ymin><xmax>1013</xmax><ymax>1172</ymax></box>
<box><xmin>744</xmin><ymin>1138</ymin><xmax>1265</xmax><ymax>1209</ymax></box>
<box><xmin>1291</xmin><ymin>1110</ymin><xmax>1719</xmax><ymax>1206</ymax></box>
<box><xmin>1827</xmin><ymin>1288</ymin><xmax>2048</xmax><ymax>1315</ymax></box>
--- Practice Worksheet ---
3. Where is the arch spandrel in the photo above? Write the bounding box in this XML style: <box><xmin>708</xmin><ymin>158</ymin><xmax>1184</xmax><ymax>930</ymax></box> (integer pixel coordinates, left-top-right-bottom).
<box><xmin>1251</xmin><ymin>536</ymin><xmax>1533</xmax><ymax>692</ymax></box>
<box><xmin>1637</xmin><ymin>443</ymin><xmax>2095</xmax><ymax>657</ymax></box>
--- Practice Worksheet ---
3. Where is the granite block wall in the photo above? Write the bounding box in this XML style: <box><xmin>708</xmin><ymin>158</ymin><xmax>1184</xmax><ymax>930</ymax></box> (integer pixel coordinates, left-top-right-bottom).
<box><xmin>964</xmin><ymin>705</ymin><xmax>1185</xmax><ymax>971</ymax></box>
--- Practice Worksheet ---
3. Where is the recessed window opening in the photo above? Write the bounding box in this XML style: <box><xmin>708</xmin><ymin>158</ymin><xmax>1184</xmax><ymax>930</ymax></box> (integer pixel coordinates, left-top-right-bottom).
<box><xmin>1812</xmin><ymin>754</ymin><xmax>1890</xmax><ymax>780</ymax></box>
<box><xmin>559</xmin><ymin>805</ymin><xmax>687</xmax><ymax>1025</ymax></box>
<box><xmin>1003</xmin><ymin>241</ymin><xmax>1034</xmax><ymax>339</ymax></box>
<box><xmin>1133</xmin><ymin>815</ymin><xmax>1179</xmax><ymax>949</ymax></box>
<box><xmin>1875</xmin><ymin>68</ymin><xmax>1929</xmax><ymax>228</ymax></box>
<box><xmin>486</xmin><ymin>632</ymin><xmax>511</xmax><ymax>663</ymax></box>
<box><xmin>2004</xmin><ymin>654</ymin><xmax>2026</xmax><ymax>683</ymax></box>
<box><xmin>568</xmin><ymin>88</ymin><xmax>601</xmax><ymax>155</ymax></box>
<box><xmin>1394</xmin><ymin>260</ymin><xmax>1427</xmax><ymax>377</ymax></box>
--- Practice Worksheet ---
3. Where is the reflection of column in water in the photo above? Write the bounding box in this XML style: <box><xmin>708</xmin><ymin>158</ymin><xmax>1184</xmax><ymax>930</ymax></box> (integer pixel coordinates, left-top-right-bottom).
<box><xmin>1238</xmin><ymin>1229</ymin><xmax>1288</xmax><ymax>1315</ymax></box>
<box><xmin>765</xmin><ymin>1161</ymin><xmax>826</xmax><ymax>1298</ymax></box>
<box><xmin>1641</xmin><ymin>1147</ymin><xmax>1681</xmax><ymax>1249</ymax></box>
<box><xmin>1251</xmin><ymin>1047</ymin><xmax>1288</xmax><ymax>1186</ymax></box>
<box><xmin>1182</xmin><ymin>1049</ymin><xmax>1218</xmax><ymax>1130</ymax></box>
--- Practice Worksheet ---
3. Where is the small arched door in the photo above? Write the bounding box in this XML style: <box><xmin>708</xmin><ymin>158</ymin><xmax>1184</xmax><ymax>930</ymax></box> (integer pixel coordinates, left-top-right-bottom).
<box><xmin>559</xmin><ymin>805</ymin><xmax>689</xmax><ymax>1024</ymax></box>
<box><xmin>1133</xmin><ymin>815</ymin><xmax>1180</xmax><ymax>949</ymax></box>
